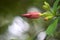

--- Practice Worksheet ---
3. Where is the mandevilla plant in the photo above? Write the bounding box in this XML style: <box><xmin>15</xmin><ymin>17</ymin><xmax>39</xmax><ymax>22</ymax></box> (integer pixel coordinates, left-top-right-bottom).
<box><xmin>22</xmin><ymin>0</ymin><xmax>60</xmax><ymax>40</ymax></box>
<box><xmin>42</xmin><ymin>0</ymin><xmax>60</xmax><ymax>37</ymax></box>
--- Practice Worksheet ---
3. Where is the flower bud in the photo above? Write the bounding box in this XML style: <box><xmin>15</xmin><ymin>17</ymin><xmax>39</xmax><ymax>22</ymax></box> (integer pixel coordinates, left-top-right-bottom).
<box><xmin>22</xmin><ymin>12</ymin><xmax>41</xmax><ymax>19</ymax></box>
<box><xmin>43</xmin><ymin>2</ymin><xmax>50</xmax><ymax>10</ymax></box>
<box><xmin>44</xmin><ymin>17</ymin><xmax>48</xmax><ymax>21</ymax></box>
<box><xmin>44</xmin><ymin>16</ymin><xmax>53</xmax><ymax>21</ymax></box>
<box><xmin>22</xmin><ymin>14</ymin><xmax>31</xmax><ymax>18</ymax></box>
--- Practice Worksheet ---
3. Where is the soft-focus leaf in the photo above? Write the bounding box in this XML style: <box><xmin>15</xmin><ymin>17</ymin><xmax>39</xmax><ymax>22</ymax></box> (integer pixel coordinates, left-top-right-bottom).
<box><xmin>57</xmin><ymin>6</ymin><xmax>60</xmax><ymax>10</ymax></box>
<box><xmin>46</xmin><ymin>18</ymin><xmax>58</xmax><ymax>36</ymax></box>
<box><xmin>52</xmin><ymin>0</ymin><xmax>60</xmax><ymax>14</ymax></box>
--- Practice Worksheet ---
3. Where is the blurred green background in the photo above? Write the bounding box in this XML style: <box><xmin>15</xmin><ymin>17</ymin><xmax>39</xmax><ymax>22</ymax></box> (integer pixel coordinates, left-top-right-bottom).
<box><xmin>0</xmin><ymin>0</ymin><xmax>60</xmax><ymax>40</ymax></box>
<box><xmin>0</xmin><ymin>0</ymin><xmax>55</xmax><ymax>27</ymax></box>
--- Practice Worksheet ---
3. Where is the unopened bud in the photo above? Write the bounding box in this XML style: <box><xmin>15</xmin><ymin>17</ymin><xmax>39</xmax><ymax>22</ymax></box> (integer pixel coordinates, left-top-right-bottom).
<box><xmin>44</xmin><ymin>16</ymin><xmax>53</xmax><ymax>21</ymax></box>
<box><xmin>43</xmin><ymin>2</ymin><xmax>50</xmax><ymax>10</ymax></box>
<box><xmin>22</xmin><ymin>12</ymin><xmax>41</xmax><ymax>19</ymax></box>
<box><xmin>44</xmin><ymin>17</ymin><xmax>48</xmax><ymax>21</ymax></box>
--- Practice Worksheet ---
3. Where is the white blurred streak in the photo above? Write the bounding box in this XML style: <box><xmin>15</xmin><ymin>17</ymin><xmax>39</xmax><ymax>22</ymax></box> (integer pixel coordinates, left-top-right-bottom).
<box><xmin>7</xmin><ymin>16</ymin><xmax>30</xmax><ymax>40</ymax></box>
<box><xmin>27</xmin><ymin>7</ymin><xmax>40</xmax><ymax>13</ymax></box>
<box><xmin>37</xmin><ymin>31</ymin><xmax>46</xmax><ymax>40</ymax></box>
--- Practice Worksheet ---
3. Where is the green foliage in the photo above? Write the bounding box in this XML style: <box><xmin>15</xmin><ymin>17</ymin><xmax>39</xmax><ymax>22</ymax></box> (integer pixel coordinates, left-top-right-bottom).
<box><xmin>57</xmin><ymin>6</ymin><xmax>60</xmax><ymax>10</ymax></box>
<box><xmin>43</xmin><ymin>2</ymin><xmax>50</xmax><ymax>11</ymax></box>
<box><xmin>46</xmin><ymin>18</ymin><xmax>58</xmax><ymax>36</ymax></box>
<box><xmin>52</xmin><ymin>0</ymin><xmax>60</xmax><ymax>14</ymax></box>
<box><xmin>42</xmin><ymin>0</ymin><xmax>60</xmax><ymax>39</ymax></box>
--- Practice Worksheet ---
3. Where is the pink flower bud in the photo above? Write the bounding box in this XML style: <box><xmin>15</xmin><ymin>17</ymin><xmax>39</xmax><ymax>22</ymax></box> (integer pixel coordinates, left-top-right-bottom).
<box><xmin>22</xmin><ymin>14</ymin><xmax>31</xmax><ymax>18</ymax></box>
<box><xmin>22</xmin><ymin>12</ymin><xmax>41</xmax><ymax>19</ymax></box>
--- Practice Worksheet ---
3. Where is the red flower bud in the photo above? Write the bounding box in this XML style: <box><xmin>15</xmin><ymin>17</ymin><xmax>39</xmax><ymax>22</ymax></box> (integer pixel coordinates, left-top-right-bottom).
<box><xmin>22</xmin><ymin>14</ymin><xmax>31</xmax><ymax>18</ymax></box>
<box><xmin>22</xmin><ymin>12</ymin><xmax>41</xmax><ymax>19</ymax></box>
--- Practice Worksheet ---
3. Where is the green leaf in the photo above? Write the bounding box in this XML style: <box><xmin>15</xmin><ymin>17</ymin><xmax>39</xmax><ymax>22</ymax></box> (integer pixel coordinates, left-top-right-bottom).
<box><xmin>57</xmin><ymin>6</ymin><xmax>60</xmax><ymax>10</ymax></box>
<box><xmin>46</xmin><ymin>18</ymin><xmax>58</xmax><ymax>36</ymax></box>
<box><xmin>52</xmin><ymin>0</ymin><xmax>60</xmax><ymax>14</ymax></box>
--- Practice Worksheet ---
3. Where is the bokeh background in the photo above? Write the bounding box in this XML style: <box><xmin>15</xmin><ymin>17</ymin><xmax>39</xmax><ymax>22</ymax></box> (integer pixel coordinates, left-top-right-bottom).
<box><xmin>0</xmin><ymin>0</ymin><xmax>60</xmax><ymax>40</ymax></box>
